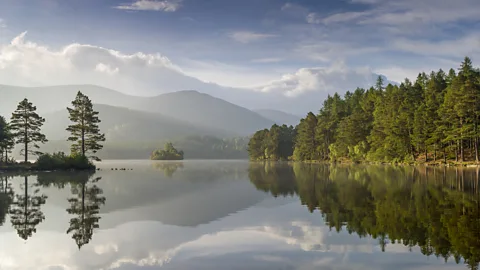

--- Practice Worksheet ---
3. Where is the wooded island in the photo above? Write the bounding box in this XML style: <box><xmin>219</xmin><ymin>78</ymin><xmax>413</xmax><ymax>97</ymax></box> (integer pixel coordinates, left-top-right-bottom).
<box><xmin>248</xmin><ymin>57</ymin><xmax>480</xmax><ymax>164</ymax></box>
<box><xmin>0</xmin><ymin>91</ymin><xmax>105</xmax><ymax>171</ymax></box>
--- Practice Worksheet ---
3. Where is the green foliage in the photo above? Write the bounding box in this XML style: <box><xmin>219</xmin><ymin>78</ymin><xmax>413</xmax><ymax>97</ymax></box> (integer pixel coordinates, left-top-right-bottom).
<box><xmin>249</xmin><ymin>163</ymin><xmax>480</xmax><ymax>267</ymax></box>
<box><xmin>67</xmin><ymin>91</ymin><xmax>106</xmax><ymax>161</ymax></box>
<box><xmin>249</xmin><ymin>57</ymin><xmax>480</xmax><ymax>163</ymax></box>
<box><xmin>9</xmin><ymin>98</ymin><xmax>47</xmax><ymax>162</ymax></box>
<box><xmin>151</xmin><ymin>143</ymin><xmax>184</xmax><ymax>160</ymax></box>
<box><xmin>248</xmin><ymin>124</ymin><xmax>295</xmax><ymax>161</ymax></box>
<box><xmin>35</xmin><ymin>152</ymin><xmax>95</xmax><ymax>170</ymax></box>
<box><xmin>0</xmin><ymin>116</ymin><xmax>15</xmax><ymax>163</ymax></box>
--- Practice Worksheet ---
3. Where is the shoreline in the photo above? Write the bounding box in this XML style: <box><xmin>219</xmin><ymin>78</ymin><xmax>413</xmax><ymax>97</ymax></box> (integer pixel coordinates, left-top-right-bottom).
<box><xmin>0</xmin><ymin>165</ymin><xmax>97</xmax><ymax>173</ymax></box>
<box><xmin>250</xmin><ymin>159</ymin><xmax>480</xmax><ymax>167</ymax></box>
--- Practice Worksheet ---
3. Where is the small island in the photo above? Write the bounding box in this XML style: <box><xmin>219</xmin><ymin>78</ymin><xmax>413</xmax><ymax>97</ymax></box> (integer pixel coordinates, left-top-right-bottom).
<box><xmin>0</xmin><ymin>91</ymin><xmax>105</xmax><ymax>172</ymax></box>
<box><xmin>151</xmin><ymin>143</ymin><xmax>184</xmax><ymax>160</ymax></box>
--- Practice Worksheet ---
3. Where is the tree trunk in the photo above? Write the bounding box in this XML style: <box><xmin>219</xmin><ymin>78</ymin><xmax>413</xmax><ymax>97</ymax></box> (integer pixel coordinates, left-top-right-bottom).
<box><xmin>460</xmin><ymin>139</ymin><xmax>464</xmax><ymax>162</ymax></box>
<box><xmin>434</xmin><ymin>144</ymin><xmax>437</xmax><ymax>162</ymax></box>
<box><xmin>455</xmin><ymin>141</ymin><xmax>458</xmax><ymax>162</ymax></box>
<box><xmin>475</xmin><ymin>137</ymin><xmax>479</xmax><ymax>162</ymax></box>
<box><xmin>425</xmin><ymin>147</ymin><xmax>428</xmax><ymax>163</ymax></box>
<box><xmin>24</xmin><ymin>124</ymin><xmax>28</xmax><ymax>164</ymax></box>
<box><xmin>443</xmin><ymin>147</ymin><xmax>447</xmax><ymax>164</ymax></box>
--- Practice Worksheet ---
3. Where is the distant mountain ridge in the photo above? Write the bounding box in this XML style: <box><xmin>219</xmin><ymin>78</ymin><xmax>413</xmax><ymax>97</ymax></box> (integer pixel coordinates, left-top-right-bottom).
<box><xmin>0</xmin><ymin>84</ymin><xmax>275</xmax><ymax>136</ymax></box>
<box><xmin>42</xmin><ymin>104</ymin><xmax>235</xmax><ymax>141</ymax></box>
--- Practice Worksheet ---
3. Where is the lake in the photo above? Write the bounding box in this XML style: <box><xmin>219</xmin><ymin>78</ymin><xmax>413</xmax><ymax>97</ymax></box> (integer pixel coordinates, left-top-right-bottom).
<box><xmin>0</xmin><ymin>160</ymin><xmax>479</xmax><ymax>270</ymax></box>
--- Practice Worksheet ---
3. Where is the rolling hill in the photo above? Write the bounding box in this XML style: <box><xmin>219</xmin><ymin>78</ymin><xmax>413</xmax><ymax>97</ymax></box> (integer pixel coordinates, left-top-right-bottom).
<box><xmin>42</xmin><ymin>104</ymin><xmax>234</xmax><ymax>141</ymax></box>
<box><xmin>0</xmin><ymin>84</ymin><xmax>274</xmax><ymax>136</ymax></box>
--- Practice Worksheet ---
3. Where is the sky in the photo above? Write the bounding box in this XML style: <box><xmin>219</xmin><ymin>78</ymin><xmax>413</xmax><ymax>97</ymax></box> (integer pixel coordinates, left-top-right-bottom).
<box><xmin>0</xmin><ymin>0</ymin><xmax>480</xmax><ymax>113</ymax></box>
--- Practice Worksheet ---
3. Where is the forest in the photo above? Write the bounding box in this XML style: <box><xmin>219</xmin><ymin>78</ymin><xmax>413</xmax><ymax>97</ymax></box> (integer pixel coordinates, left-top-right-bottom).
<box><xmin>248</xmin><ymin>163</ymin><xmax>480</xmax><ymax>269</ymax></box>
<box><xmin>249</xmin><ymin>57</ymin><xmax>480</xmax><ymax>164</ymax></box>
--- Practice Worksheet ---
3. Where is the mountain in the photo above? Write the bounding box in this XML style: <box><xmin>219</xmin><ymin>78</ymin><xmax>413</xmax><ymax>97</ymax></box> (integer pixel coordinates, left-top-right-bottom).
<box><xmin>253</xmin><ymin>109</ymin><xmax>301</xmax><ymax>126</ymax></box>
<box><xmin>129</xmin><ymin>90</ymin><xmax>274</xmax><ymax>135</ymax></box>
<box><xmin>0</xmin><ymin>84</ymin><xmax>274</xmax><ymax>136</ymax></box>
<box><xmin>42</xmin><ymin>104</ymin><xmax>233</xmax><ymax>141</ymax></box>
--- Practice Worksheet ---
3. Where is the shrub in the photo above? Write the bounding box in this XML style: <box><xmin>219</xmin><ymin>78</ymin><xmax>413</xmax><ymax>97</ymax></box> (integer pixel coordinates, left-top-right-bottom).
<box><xmin>35</xmin><ymin>152</ymin><xmax>95</xmax><ymax>170</ymax></box>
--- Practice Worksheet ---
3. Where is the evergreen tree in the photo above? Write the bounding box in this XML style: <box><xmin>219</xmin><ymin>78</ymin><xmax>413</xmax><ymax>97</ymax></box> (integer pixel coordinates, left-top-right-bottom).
<box><xmin>248</xmin><ymin>129</ymin><xmax>269</xmax><ymax>160</ymax></box>
<box><xmin>294</xmin><ymin>112</ymin><xmax>318</xmax><ymax>161</ymax></box>
<box><xmin>66</xmin><ymin>91</ymin><xmax>106</xmax><ymax>161</ymax></box>
<box><xmin>0</xmin><ymin>116</ymin><xmax>13</xmax><ymax>162</ymax></box>
<box><xmin>247</xmin><ymin>56</ymin><xmax>480</xmax><ymax>164</ymax></box>
<box><xmin>9</xmin><ymin>99</ymin><xmax>47</xmax><ymax>163</ymax></box>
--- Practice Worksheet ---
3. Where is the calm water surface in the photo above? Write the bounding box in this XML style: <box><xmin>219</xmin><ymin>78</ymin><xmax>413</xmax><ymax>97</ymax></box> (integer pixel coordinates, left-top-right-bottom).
<box><xmin>0</xmin><ymin>160</ymin><xmax>479</xmax><ymax>270</ymax></box>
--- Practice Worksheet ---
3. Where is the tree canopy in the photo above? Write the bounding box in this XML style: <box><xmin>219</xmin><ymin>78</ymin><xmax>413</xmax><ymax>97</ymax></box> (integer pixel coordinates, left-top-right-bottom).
<box><xmin>9</xmin><ymin>98</ymin><xmax>47</xmax><ymax>163</ymax></box>
<box><xmin>151</xmin><ymin>142</ymin><xmax>184</xmax><ymax>160</ymax></box>
<box><xmin>67</xmin><ymin>91</ymin><xmax>106</xmax><ymax>161</ymax></box>
<box><xmin>248</xmin><ymin>57</ymin><xmax>480</xmax><ymax>163</ymax></box>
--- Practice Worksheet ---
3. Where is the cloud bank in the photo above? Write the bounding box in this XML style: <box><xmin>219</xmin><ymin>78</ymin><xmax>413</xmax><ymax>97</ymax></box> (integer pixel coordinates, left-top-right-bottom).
<box><xmin>115</xmin><ymin>0</ymin><xmax>182</xmax><ymax>12</ymax></box>
<box><xmin>0</xmin><ymin>32</ymin><xmax>391</xmax><ymax>114</ymax></box>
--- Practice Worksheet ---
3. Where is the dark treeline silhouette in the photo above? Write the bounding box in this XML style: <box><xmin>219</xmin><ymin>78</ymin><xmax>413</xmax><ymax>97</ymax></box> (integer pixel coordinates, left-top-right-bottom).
<box><xmin>248</xmin><ymin>163</ymin><xmax>480</xmax><ymax>269</ymax></box>
<box><xmin>249</xmin><ymin>57</ymin><xmax>480</xmax><ymax>163</ymax></box>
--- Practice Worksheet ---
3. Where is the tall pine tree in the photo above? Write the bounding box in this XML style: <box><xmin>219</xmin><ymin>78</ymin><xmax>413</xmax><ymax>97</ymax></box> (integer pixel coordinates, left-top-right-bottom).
<box><xmin>10</xmin><ymin>99</ymin><xmax>47</xmax><ymax>163</ymax></box>
<box><xmin>67</xmin><ymin>92</ymin><xmax>106</xmax><ymax>161</ymax></box>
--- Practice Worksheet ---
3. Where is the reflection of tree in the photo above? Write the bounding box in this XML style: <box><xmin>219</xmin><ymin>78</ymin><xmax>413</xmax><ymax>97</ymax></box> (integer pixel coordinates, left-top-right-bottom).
<box><xmin>152</xmin><ymin>162</ymin><xmax>184</xmax><ymax>177</ymax></box>
<box><xmin>9</xmin><ymin>175</ymin><xmax>47</xmax><ymax>240</ymax></box>
<box><xmin>0</xmin><ymin>175</ymin><xmax>14</xmax><ymax>227</ymax></box>
<box><xmin>249</xmin><ymin>163</ymin><xmax>480</xmax><ymax>269</ymax></box>
<box><xmin>66</xmin><ymin>172</ymin><xmax>105</xmax><ymax>249</ymax></box>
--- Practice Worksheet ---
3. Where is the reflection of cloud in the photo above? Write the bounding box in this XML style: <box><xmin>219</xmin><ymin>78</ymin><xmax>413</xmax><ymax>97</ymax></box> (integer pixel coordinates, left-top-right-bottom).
<box><xmin>0</xmin><ymin>196</ymin><xmax>464</xmax><ymax>270</ymax></box>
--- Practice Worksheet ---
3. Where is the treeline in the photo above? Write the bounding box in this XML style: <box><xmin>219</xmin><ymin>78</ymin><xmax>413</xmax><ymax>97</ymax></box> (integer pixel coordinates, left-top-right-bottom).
<box><xmin>249</xmin><ymin>57</ymin><xmax>480</xmax><ymax>163</ymax></box>
<box><xmin>0</xmin><ymin>91</ymin><xmax>105</xmax><ymax>169</ymax></box>
<box><xmin>248</xmin><ymin>124</ymin><xmax>296</xmax><ymax>160</ymax></box>
<box><xmin>249</xmin><ymin>163</ymin><xmax>480</xmax><ymax>269</ymax></box>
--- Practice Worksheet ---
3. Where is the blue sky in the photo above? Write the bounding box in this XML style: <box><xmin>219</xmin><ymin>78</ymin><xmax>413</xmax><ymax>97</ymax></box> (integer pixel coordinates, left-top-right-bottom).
<box><xmin>0</xmin><ymin>0</ymin><xmax>479</xmax><ymax>112</ymax></box>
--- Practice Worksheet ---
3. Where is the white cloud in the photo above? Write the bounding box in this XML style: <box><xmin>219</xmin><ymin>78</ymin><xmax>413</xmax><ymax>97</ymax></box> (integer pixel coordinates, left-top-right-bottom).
<box><xmin>251</xmin><ymin>58</ymin><xmax>283</xmax><ymax>63</ymax></box>
<box><xmin>0</xmin><ymin>32</ymin><xmax>215</xmax><ymax>96</ymax></box>
<box><xmin>115</xmin><ymin>0</ymin><xmax>182</xmax><ymax>12</ymax></box>
<box><xmin>391</xmin><ymin>34</ymin><xmax>480</xmax><ymax>58</ymax></box>
<box><xmin>308</xmin><ymin>11</ymin><xmax>374</xmax><ymax>25</ymax></box>
<box><xmin>258</xmin><ymin>61</ymin><xmax>382</xmax><ymax>97</ymax></box>
<box><xmin>95</xmin><ymin>63</ymin><xmax>119</xmax><ymax>75</ymax></box>
<box><xmin>0</xmin><ymin>32</ymin><xmax>396</xmax><ymax>114</ymax></box>
<box><xmin>180</xmin><ymin>59</ymin><xmax>280</xmax><ymax>88</ymax></box>
<box><xmin>319</xmin><ymin>0</ymin><xmax>480</xmax><ymax>27</ymax></box>
<box><xmin>228</xmin><ymin>31</ymin><xmax>278</xmax><ymax>44</ymax></box>
<box><xmin>295</xmin><ymin>42</ymin><xmax>381</xmax><ymax>62</ymax></box>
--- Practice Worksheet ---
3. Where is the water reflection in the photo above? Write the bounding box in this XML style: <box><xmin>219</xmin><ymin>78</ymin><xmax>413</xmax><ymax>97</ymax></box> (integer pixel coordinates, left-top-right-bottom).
<box><xmin>249</xmin><ymin>163</ymin><xmax>480</xmax><ymax>269</ymax></box>
<box><xmin>66</xmin><ymin>173</ymin><xmax>106</xmax><ymax>249</ymax></box>
<box><xmin>0</xmin><ymin>175</ymin><xmax>13</xmax><ymax>227</ymax></box>
<box><xmin>0</xmin><ymin>162</ymin><xmax>478</xmax><ymax>270</ymax></box>
<box><xmin>153</xmin><ymin>162</ymin><xmax>184</xmax><ymax>177</ymax></box>
<box><xmin>9</xmin><ymin>175</ymin><xmax>47</xmax><ymax>240</ymax></box>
